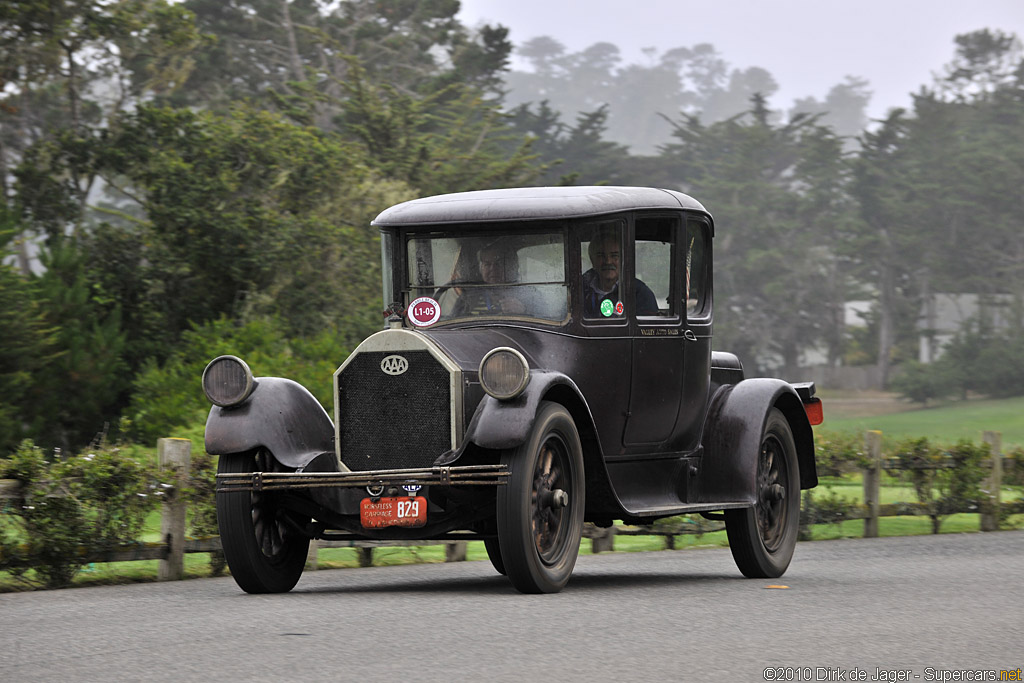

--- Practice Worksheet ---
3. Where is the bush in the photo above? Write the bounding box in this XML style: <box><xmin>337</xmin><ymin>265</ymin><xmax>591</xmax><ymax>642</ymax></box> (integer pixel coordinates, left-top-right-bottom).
<box><xmin>0</xmin><ymin>439</ymin><xmax>164</xmax><ymax>589</ymax></box>
<box><xmin>886</xmin><ymin>437</ymin><xmax>988</xmax><ymax>533</ymax></box>
<box><xmin>1006</xmin><ymin>447</ymin><xmax>1024</xmax><ymax>487</ymax></box>
<box><xmin>127</xmin><ymin>316</ymin><xmax>357</xmax><ymax>443</ymax></box>
<box><xmin>889</xmin><ymin>361</ymin><xmax>954</xmax><ymax>405</ymax></box>
<box><xmin>892</xmin><ymin>319</ymin><xmax>1024</xmax><ymax>404</ymax></box>
<box><xmin>800</xmin><ymin>487</ymin><xmax>858</xmax><ymax>540</ymax></box>
<box><xmin>813</xmin><ymin>429</ymin><xmax>870</xmax><ymax>475</ymax></box>
<box><xmin>184</xmin><ymin>448</ymin><xmax>225</xmax><ymax>575</ymax></box>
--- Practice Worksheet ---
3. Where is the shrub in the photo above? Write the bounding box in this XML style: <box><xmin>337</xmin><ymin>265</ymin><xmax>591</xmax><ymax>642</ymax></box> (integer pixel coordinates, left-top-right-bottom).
<box><xmin>1006</xmin><ymin>447</ymin><xmax>1024</xmax><ymax>487</ymax></box>
<box><xmin>892</xmin><ymin>320</ymin><xmax>1024</xmax><ymax>403</ymax></box>
<box><xmin>813</xmin><ymin>429</ymin><xmax>870</xmax><ymax>475</ymax></box>
<box><xmin>886</xmin><ymin>437</ymin><xmax>988</xmax><ymax>533</ymax></box>
<box><xmin>127</xmin><ymin>316</ymin><xmax>356</xmax><ymax>443</ymax></box>
<box><xmin>889</xmin><ymin>361</ymin><xmax>954</xmax><ymax>405</ymax></box>
<box><xmin>799</xmin><ymin>487</ymin><xmax>858</xmax><ymax>539</ymax></box>
<box><xmin>0</xmin><ymin>439</ymin><xmax>164</xmax><ymax>589</ymax></box>
<box><xmin>185</xmin><ymin>448</ymin><xmax>224</xmax><ymax>575</ymax></box>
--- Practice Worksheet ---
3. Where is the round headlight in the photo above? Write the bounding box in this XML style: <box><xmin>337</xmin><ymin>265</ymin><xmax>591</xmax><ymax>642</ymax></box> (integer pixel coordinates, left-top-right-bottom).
<box><xmin>202</xmin><ymin>355</ymin><xmax>255</xmax><ymax>407</ymax></box>
<box><xmin>479</xmin><ymin>347</ymin><xmax>530</xmax><ymax>400</ymax></box>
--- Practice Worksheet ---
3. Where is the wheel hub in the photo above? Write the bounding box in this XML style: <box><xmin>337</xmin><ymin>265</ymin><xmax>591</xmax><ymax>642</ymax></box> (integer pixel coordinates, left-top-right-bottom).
<box><xmin>539</xmin><ymin>488</ymin><xmax>569</xmax><ymax>509</ymax></box>
<box><xmin>755</xmin><ymin>436</ymin><xmax>789</xmax><ymax>553</ymax></box>
<box><xmin>531</xmin><ymin>438</ymin><xmax>572</xmax><ymax>564</ymax></box>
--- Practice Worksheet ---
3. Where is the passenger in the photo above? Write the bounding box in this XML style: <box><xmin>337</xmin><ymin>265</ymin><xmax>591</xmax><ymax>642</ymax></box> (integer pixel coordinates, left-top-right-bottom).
<box><xmin>451</xmin><ymin>240</ymin><xmax>528</xmax><ymax>316</ymax></box>
<box><xmin>583</xmin><ymin>230</ymin><xmax>658</xmax><ymax>317</ymax></box>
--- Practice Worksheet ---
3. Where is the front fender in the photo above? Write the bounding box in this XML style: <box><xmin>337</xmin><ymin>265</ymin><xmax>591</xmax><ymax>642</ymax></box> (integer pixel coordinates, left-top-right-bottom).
<box><xmin>465</xmin><ymin>371</ymin><xmax>594</xmax><ymax>451</ymax></box>
<box><xmin>205</xmin><ymin>377</ymin><xmax>336</xmax><ymax>470</ymax></box>
<box><xmin>699</xmin><ymin>378</ymin><xmax>817</xmax><ymax>505</ymax></box>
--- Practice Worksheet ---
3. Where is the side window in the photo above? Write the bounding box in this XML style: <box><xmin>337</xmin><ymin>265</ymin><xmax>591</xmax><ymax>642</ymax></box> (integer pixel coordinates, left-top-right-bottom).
<box><xmin>686</xmin><ymin>220</ymin><xmax>710</xmax><ymax>318</ymax></box>
<box><xmin>580</xmin><ymin>219</ymin><xmax>625</xmax><ymax>319</ymax></box>
<box><xmin>635</xmin><ymin>217</ymin><xmax>677</xmax><ymax>319</ymax></box>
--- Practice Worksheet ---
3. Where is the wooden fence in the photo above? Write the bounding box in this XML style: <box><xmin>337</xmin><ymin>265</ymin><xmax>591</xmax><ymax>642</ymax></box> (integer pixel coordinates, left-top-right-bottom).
<box><xmin>2</xmin><ymin>432</ymin><xmax>1022</xmax><ymax>580</ymax></box>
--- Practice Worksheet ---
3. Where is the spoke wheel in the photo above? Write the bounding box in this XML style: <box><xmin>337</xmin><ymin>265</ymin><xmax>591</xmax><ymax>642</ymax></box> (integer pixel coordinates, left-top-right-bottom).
<box><xmin>217</xmin><ymin>450</ymin><xmax>310</xmax><ymax>593</ymax></box>
<box><xmin>497</xmin><ymin>401</ymin><xmax>584</xmax><ymax>594</ymax></box>
<box><xmin>725</xmin><ymin>408</ymin><xmax>800</xmax><ymax>578</ymax></box>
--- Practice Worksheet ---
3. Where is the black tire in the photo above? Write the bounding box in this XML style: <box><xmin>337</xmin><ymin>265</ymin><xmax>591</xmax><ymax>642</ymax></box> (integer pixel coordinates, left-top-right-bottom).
<box><xmin>497</xmin><ymin>401</ymin><xmax>585</xmax><ymax>594</ymax></box>
<box><xmin>483</xmin><ymin>537</ymin><xmax>506</xmax><ymax>576</ymax></box>
<box><xmin>217</xmin><ymin>450</ymin><xmax>310</xmax><ymax>593</ymax></box>
<box><xmin>725</xmin><ymin>408</ymin><xmax>801</xmax><ymax>578</ymax></box>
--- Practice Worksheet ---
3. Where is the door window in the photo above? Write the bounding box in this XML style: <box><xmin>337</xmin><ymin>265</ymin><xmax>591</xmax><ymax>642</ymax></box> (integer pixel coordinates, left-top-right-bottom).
<box><xmin>635</xmin><ymin>216</ymin><xmax>678</xmax><ymax>319</ymax></box>
<box><xmin>685</xmin><ymin>220</ymin><xmax>710</xmax><ymax>318</ymax></box>
<box><xmin>580</xmin><ymin>220</ymin><xmax>626</xmax><ymax>319</ymax></box>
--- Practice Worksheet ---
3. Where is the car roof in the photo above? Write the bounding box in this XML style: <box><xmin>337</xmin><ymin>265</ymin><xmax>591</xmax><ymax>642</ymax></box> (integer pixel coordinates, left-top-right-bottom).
<box><xmin>372</xmin><ymin>186</ymin><xmax>712</xmax><ymax>228</ymax></box>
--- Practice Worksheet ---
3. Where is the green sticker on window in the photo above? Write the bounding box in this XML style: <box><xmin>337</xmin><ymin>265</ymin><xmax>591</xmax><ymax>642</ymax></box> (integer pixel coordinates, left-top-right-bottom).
<box><xmin>600</xmin><ymin>299</ymin><xmax>614</xmax><ymax>317</ymax></box>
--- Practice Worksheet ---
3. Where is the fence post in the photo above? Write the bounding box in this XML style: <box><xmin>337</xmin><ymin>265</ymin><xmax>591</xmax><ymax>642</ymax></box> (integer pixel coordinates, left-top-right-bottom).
<box><xmin>305</xmin><ymin>539</ymin><xmax>320</xmax><ymax>570</ymax></box>
<box><xmin>863</xmin><ymin>430</ymin><xmax>883</xmax><ymax>538</ymax></box>
<box><xmin>591</xmin><ymin>525</ymin><xmax>615</xmax><ymax>553</ymax></box>
<box><xmin>445</xmin><ymin>541</ymin><xmax>468</xmax><ymax>562</ymax></box>
<box><xmin>157</xmin><ymin>438</ymin><xmax>190</xmax><ymax>581</ymax></box>
<box><xmin>981</xmin><ymin>431</ymin><xmax>1003</xmax><ymax>532</ymax></box>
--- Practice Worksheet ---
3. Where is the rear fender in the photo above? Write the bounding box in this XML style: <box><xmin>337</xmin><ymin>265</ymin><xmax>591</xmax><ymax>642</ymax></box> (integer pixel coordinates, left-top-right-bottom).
<box><xmin>699</xmin><ymin>378</ymin><xmax>817</xmax><ymax>505</ymax></box>
<box><xmin>205</xmin><ymin>377</ymin><xmax>337</xmax><ymax>470</ymax></box>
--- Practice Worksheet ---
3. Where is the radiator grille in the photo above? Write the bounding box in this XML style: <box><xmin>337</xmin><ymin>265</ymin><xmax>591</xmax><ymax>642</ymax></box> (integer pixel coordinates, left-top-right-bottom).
<box><xmin>337</xmin><ymin>350</ymin><xmax>452</xmax><ymax>471</ymax></box>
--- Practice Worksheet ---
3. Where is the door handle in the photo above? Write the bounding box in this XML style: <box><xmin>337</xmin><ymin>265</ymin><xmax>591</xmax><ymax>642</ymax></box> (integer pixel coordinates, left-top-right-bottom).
<box><xmin>684</xmin><ymin>329</ymin><xmax>697</xmax><ymax>342</ymax></box>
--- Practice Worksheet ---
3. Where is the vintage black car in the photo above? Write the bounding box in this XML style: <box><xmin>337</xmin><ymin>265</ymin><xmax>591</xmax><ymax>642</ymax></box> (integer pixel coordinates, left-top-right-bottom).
<box><xmin>205</xmin><ymin>186</ymin><xmax>823</xmax><ymax>594</ymax></box>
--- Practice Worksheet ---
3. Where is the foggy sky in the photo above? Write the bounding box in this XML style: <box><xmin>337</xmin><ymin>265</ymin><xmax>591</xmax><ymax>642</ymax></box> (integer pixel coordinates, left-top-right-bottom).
<box><xmin>458</xmin><ymin>0</ymin><xmax>1024</xmax><ymax>120</ymax></box>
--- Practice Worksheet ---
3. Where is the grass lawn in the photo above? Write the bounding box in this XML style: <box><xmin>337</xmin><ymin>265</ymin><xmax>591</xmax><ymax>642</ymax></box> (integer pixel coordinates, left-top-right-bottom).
<box><xmin>819</xmin><ymin>394</ymin><xmax>1024</xmax><ymax>448</ymax></box>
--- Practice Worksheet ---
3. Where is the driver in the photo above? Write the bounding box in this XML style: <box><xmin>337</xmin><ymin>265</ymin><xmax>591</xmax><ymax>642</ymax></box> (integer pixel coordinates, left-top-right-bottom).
<box><xmin>583</xmin><ymin>229</ymin><xmax>658</xmax><ymax>317</ymax></box>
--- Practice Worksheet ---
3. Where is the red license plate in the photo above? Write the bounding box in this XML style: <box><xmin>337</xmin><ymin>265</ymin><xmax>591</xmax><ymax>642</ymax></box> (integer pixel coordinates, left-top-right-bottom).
<box><xmin>360</xmin><ymin>496</ymin><xmax>427</xmax><ymax>529</ymax></box>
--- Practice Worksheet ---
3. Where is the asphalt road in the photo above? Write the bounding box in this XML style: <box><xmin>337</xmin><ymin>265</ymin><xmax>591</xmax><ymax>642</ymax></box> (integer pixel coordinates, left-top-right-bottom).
<box><xmin>2</xmin><ymin>531</ymin><xmax>1022</xmax><ymax>683</ymax></box>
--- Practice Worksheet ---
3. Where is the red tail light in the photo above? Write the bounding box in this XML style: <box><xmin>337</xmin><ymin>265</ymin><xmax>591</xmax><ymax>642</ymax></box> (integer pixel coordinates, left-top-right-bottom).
<box><xmin>803</xmin><ymin>398</ymin><xmax>823</xmax><ymax>426</ymax></box>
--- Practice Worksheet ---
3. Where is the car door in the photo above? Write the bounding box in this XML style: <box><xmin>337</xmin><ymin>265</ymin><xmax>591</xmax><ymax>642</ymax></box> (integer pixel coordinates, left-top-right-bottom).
<box><xmin>623</xmin><ymin>214</ymin><xmax>684</xmax><ymax>446</ymax></box>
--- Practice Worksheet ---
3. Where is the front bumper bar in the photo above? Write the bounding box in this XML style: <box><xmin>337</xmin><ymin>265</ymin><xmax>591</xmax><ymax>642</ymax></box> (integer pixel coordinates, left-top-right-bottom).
<box><xmin>216</xmin><ymin>463</ymin><xmax>509</xmax><ymax>492</ymax></box>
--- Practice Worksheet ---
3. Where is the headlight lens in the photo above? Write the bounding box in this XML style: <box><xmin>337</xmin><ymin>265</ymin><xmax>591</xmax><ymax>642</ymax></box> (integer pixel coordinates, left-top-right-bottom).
<box><xmin>479</xmin><ymin>347</ymin><xmax>530</xmax><ymax>400</ymax></box>
<box><xmin>202</xmin><ymin>355</ymin><xmax>255</xmax><ymax>407</ymax></box>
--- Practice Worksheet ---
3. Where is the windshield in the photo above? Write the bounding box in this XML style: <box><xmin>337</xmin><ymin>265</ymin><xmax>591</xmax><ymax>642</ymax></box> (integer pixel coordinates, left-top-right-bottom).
<box><xmin>406</xmin><ymin>229</ymin><xmax>567</xmax><ymax>324</ymax></box>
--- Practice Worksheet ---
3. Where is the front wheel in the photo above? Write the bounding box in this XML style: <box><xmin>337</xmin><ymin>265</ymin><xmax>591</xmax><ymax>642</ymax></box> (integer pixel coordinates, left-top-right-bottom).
<box><xmin>217</xmin><ymin>450</ymin><xmax>310</xmax><ymax>593</ymax></box>
<box><xmin>497</xmin><ymin>401</ymin><xmax>585</xmax><ymax>594</ymax></box>
<box><xmin>725</xmin><ymin>408</ymin><xmax>801</xmax><ymax>578</ymax></box>
<box><xmin>483</xmin><ymin>537</ymin><xmax>506</xmax><ymax>575</ymax></box>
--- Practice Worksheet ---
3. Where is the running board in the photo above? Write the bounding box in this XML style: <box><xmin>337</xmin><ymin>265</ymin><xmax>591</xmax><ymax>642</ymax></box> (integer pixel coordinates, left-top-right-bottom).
<box><xmin>621</xmin><ymin>501</ymin><xmax>751</xmax><ymax>517</ymax></box>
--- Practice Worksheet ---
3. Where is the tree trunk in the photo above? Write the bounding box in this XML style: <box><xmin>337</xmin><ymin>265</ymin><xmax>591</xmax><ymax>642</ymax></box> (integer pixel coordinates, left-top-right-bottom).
<box><xmin>826</xmin><ymin>256</ymin><xmax>846</xmax><ymax>368</ymax></box>
<box><xmin>781</xmin><ymin>341</ymin><xmax>801</xmax><ymax>381</ymax></box>
<box><xmin>922</xmin><ymin>275</ymin><xmax>936</xmax><ymax>363</ymax></box>
<box><xmin>876</xmin><ymin>262</ymin><xmax>895</xmax><ymax>387</ymax></box>
<box><xmin>281</xmin><ymin>0</ymin><xmax>305</xmax><ymax>83</ymax></box>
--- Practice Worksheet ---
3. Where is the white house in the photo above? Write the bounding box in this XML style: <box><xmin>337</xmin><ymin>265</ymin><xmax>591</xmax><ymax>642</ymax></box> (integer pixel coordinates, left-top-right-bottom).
<box><xmin>918</xmin><ymin>293</ymin><xmax>1014</xmax><ymax>363</ymax></box>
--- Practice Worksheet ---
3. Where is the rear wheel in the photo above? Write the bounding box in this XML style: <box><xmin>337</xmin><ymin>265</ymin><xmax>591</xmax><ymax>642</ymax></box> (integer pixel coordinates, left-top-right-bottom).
<box><xmin>217</xmin><ymin>450</ymin><xmax>310</xmax><ymax>593</ymax></box>
<box><xmin>497</xmin><ymin>401</ymin><xmax>585</xmax><ymax>594</ymax></box>
<box><xmin>725</xmin><ymin>408</ymin><xmax>800</xmax><ymax>578</ymax></box>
